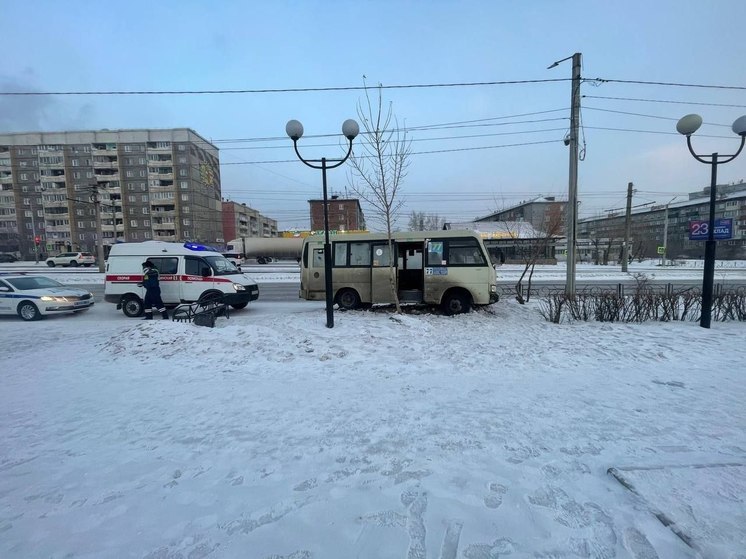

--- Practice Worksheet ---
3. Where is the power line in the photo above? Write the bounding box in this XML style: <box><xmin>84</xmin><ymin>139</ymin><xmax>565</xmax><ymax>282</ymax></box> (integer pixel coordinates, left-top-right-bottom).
<box><xmin>592</xmin><ymin>78</ymin><xmax>746</xmax><ymax>91</ymax></box>
<box><xmin>215</xmin><ymin>138</ymin><xmax>564</xmax><ymax>165</ymax></box>
<box><xmin>0</xmin><ymin>78</ymin><xmax>571</xmax><ymax>96</ymax></box>
<box><xmin>583</xmin><ymin>95</ymin><xmax>746</xmax><ymax>109</ymax></box>
<box><xmin>583</xmin><ymin>106</ymin><xmax>733</xmax><ymax>127</ymax></box>
<box><xmin>210</xmin><ymin>109</ymin><xmax>570</xmax><ymax>143</ymax></box>
<box><xmin>581</xmin><ymin>125</ymin><xmax>739</xmax><ymax>139</ymax></box>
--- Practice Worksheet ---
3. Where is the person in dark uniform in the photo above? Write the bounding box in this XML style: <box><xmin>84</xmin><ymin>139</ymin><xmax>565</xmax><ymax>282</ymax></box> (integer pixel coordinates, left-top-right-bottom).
<box><xmin>141</xmin><ymin>260</ymin><xmax>169</xmax><ymax>320</ymax></box>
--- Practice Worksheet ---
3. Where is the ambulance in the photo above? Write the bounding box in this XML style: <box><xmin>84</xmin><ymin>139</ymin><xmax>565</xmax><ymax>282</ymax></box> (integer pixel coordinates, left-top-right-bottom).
<box><xmin>104</xmin><ymin>241</ymin><xmax>259</xmax><ymax>317</ymax></box>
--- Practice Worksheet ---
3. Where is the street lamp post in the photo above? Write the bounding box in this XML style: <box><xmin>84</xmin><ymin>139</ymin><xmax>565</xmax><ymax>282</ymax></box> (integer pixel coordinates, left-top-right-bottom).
<box><xmin>286</xmin><ymin>118</ymin><xmax>360</xmax><ymax>328</ymax></box>
<box><xmin>676</xmin><ymin>113</ymin><xmax>746</xmax><ymax>328</ymax></box>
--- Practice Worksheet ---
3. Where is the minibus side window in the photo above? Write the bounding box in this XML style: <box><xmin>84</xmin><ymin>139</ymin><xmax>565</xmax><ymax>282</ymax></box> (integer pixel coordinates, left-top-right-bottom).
<box><xmin>349</xmin><ymin>242</ymin><xmax>370</xmax><ymax>266</ymax></box>
<box><xmin>447</xmin><ymin>238</ymin><xmax>487</xmax><ymax>265</ymax></box>
<box><xmin>334</xmin><ymin>242</ymin><xmax>348</xmax><ymax>267</ymax></box>
<box><xmin>426</xmin><ymin>241</ymin><xmax>444</xmax><ymax>266</ymax></box>
<box><xmin>313</xmin><ymin>248</ymin><xmax>324</xmax><ymax>268</ymax></box>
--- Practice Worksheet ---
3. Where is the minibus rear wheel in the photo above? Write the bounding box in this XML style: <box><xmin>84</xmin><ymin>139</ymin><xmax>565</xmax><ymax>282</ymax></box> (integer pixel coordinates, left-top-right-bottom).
<box><xmin>336</xmin><ymin>288</ymin><xmax>361</xmax><ymax>311</ymax></box>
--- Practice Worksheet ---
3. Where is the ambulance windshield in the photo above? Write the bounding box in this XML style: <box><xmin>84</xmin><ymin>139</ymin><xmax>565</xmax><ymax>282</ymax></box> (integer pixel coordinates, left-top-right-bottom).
<box><xmin>204</xmin><ymin>255</ymin><xmax>241</xmax><ymax>275</ymax></box>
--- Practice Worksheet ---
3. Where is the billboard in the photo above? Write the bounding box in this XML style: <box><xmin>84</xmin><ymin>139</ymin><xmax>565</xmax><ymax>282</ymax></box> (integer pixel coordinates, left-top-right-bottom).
<box><xmin>689</xmin><ymin>218</ymin><xmax>733</xmax><ymax>241</ymax></box>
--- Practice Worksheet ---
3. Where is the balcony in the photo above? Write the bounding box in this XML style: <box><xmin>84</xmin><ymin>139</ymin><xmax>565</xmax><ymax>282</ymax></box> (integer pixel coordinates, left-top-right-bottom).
<box><xmin>153</xmin><ymin>222</ymin><xmax>176</xmax><ymax>230</ymax></box>
<box><xmin>153</xmin><ymin>234</ymin><xmax>176</xmax><ymax>242</ymax></box>
<box><xmin>151</xmin><ymin>210</ymin><xmax>176</xmax><ymax>217</ymax></box>
<box><xmin>92</xmin><ymin>147</ymin><xmax>117</xmax><ymax>156</ymax></box>
<box><xmin>146</xmin><ymin>144</ymin><xmax>172</xmax><ymax>153</ymax></box>
<box><xmin>148</xmin><ymin>168</ymin><xmax>174</xmax><ymax>180</ymax></box>
<box><xmin>43</xmin><ymin>200</ymin><xmax>69</xmax><ymax>208</ymax></box>
<box><xmin>93</xmin><ymin>160</ymin><xmax>118</xmax><ymax>170</ymax></box>
<box><xmin>45</xmin><ymin>225</ymin><xmax>70</xmax><ymax>234</ymax></box>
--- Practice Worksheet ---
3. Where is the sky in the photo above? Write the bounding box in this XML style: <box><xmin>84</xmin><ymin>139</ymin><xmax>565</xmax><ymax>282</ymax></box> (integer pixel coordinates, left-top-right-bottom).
<box><xmin>1</xmin><ymin>281</ymin><xmax>745</xmax><ymax>557</ymax></box>
<box><xmin>2</xmin><ymin>0</ymin><xmax>746</xmax><ymax>231</ymax></box>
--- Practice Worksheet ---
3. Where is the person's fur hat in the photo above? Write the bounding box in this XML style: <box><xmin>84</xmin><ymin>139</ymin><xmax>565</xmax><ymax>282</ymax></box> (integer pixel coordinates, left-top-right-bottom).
<box><xmin>142</xmin><ymin>260</ymin><xmax>154</xmax><ymax>268</ymax></box>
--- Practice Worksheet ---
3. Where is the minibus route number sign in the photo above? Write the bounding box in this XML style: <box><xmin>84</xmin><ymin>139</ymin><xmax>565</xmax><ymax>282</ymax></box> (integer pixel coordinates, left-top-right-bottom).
<box><xmin>425</xmin><ymin>267</ymin><xmax>448</xmax><ymax>276</ymax></box>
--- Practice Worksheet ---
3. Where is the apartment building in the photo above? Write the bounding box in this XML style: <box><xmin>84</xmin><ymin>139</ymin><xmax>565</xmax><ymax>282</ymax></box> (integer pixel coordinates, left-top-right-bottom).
<box><xmin>577</xmin><ymin>182</ymin><xmax>746</xmax><ymax>261</ymax></box>
<box><xmin>0</xmin><ymin>128</ymin><xmax>222</xmax><ymax>259</ymax></box>
<box><xmin>308</xmin><ymin>196</ymin><xmax>365</xmax><ymax>232</ymax></box>
<box><xmin>222</xmin><ymin>200</ymin><xmax>278</xmax><ymax>242</ymax></box>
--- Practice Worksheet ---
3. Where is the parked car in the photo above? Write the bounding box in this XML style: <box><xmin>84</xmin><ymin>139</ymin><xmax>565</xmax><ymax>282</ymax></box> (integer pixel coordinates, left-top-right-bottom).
<box><xmin>46</xmin><ymin>252</ymin><xmax>96</xmax><ymax>267</ymax></box>
<box><xmin>0</xmin><ymin>274</ymin><xmax>94</xmax><ymax>321</ymax></box>
<box><xmin>0</xmin><ymin>253</ymin><xmax>18</xmax><ymax>263</ymax></box>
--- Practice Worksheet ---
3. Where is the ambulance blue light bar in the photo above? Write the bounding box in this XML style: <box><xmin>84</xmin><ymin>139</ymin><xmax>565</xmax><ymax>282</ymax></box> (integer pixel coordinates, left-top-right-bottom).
<box><xmin>183</xmin><ymin>242</ymin><xmax>220</xmax><ymax>252</ymax></box>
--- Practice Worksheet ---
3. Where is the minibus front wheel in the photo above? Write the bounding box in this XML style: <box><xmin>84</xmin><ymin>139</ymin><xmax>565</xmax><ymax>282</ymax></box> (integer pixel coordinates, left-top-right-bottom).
<box><xmin>441</xmin><ymin>289</ymin><xmax>472</xmax><ymax>315</ymax></box>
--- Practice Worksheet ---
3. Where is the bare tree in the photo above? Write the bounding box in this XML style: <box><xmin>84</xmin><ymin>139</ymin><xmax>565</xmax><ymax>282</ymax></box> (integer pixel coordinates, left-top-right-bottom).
<box><xmin>515</xmin><ymin>205</ymin><xmax>564</xmax><ymax>304</ymax></box>
<box><xmin>408</xmin><ymin>211</ymin><xmax>445</xmax><ymax>231</ymax></box>
<box><xmin>347</xmin><ymin>82</ymin><xmax>412</xmax><ymax>313</ymax></box>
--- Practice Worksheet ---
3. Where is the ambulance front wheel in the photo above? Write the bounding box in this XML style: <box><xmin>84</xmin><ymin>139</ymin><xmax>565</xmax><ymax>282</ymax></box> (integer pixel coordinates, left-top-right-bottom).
<box><xmin>122</xmin><ymin>295</ymin><xmax>144</xmax><ymax>318</ymax></box>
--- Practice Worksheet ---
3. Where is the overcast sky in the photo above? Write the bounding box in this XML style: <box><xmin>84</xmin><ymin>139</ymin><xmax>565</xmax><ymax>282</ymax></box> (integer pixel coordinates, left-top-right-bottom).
<box><xmin>2</xmin><ymin>0</ymin><xmax>746</xmax><ymax>231</ymax></box>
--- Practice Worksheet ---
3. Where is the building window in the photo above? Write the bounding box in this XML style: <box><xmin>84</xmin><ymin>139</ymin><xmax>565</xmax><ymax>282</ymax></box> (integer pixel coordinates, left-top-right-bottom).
<box><xmin>141</xmin><ymin>194</ymin><xmax>148</xmax><ymax>202</ymax></box>
<box><xmin>130</xmin><ymin>220</ymin><xmax>138</xmax><ymax>227</ymax></box>
<box><xmin>128</xmin><ymin>195</ymin><xmax>137</xmax><ymax>202</ymax></box>
<box><xmin>182</xmin><ymin>218</ymin><xmax>190</xmax><ymax>225</ymax></box>
<box><xmin>179</xmin><ymin>169</ymin><xmax>188</xmax><ymax>177</ymax></box>
<box><xmin>143</xmin><ymin>219</ymin><xmax>150</xmax><ymax>226</ymax></box>
<box><xmin>78</xmin><ymin>221</ymin><xmax>85</xmax><ymax>228</ymax></box>
<box><xmin>182</xmin><ymin>206</ymin><xmax>190</xmax><ymax>213</ymax></box>
<box><xmin>139</xmin><ymin>170</ymin><xmax>146</xmax><ymax>177</ymax></box>
<box><xmin>180</xmin><ymin>181</ymin><xmax>188</xmax><ymax>189</ymax></box>
<box><xmin>126</xmin><ymin>170</ymin><xmax>134</xmax><ymax>178</ymax></box>
<box><xmin>178</xmin><ymin>156</ymin><xmax>187</xmax><ymax>164</ymax></box>
<box><xmin>20</xmin><ymin>173</ymin><xmax>28</xmax><ymax>180</ymax></box>
<box><xmin>178</xmin><ymin>145</ymin><xmax>186</xmax><ymax>151</ymax></box>
<box><xmin>143</xmin><ymin>231</ymin><xmax>151</xmax><ymax>239</ymax></box>
<box><xmin>142</xmin><ymin>207</ymin><xmax>149</xmax><ymax>215</ymax></box>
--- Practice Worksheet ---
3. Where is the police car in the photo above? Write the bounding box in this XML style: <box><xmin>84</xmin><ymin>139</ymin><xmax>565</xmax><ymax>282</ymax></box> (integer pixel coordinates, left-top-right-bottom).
<box><xmin>0</xmin><ymin>274</ymin><xmax>94</xmax><ymax>321</ymax></box>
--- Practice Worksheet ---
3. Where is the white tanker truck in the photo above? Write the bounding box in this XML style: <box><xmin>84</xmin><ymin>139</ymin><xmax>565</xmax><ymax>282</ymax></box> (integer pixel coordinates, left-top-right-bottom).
<box><xmin>226</xmin><ymin>237</ymin><xmax>304</xmax><ymax>264</ymax></box>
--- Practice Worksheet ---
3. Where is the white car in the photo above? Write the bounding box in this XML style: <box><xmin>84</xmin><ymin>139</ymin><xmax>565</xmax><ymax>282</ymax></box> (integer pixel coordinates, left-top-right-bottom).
<box><xmin>0</xmin><ymin>274</ymin><xmax>94</xmax><ymax>321</ymax></box>
<box><xmin>46</xmin><ymin>252</ymin><xmax>96</xmax><ymax>267</ymax></box>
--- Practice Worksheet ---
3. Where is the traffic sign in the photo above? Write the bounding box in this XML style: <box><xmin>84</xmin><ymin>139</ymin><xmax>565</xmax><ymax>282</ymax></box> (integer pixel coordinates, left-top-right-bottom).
<box><xmin>657</xmin><ymin>246</ymin><xmax>665</xmax><ymax>254</ymax></box>
<box><xmin>689</xmin><ymin>218</ymin><xmax>733</xmax><ymax>241</ymax></box>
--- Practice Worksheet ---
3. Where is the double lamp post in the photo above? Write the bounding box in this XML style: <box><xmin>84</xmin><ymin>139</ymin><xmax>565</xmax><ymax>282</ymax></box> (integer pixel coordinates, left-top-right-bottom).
<box><xmin>286</xmin><ymin>118</ymin><xmax>360</xmax><ymax>328</ymax></box>
<box><xmin>676</xmin><ymin>113</ymin><xmax>746</xmax><ymax>328</ymax></box>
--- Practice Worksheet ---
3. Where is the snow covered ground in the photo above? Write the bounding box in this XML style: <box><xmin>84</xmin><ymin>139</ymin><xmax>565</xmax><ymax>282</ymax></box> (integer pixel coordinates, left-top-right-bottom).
<box><xmin>1</xmin><ymin>294</ymin><xmax>745</xmax><ymax>558</ymax></box>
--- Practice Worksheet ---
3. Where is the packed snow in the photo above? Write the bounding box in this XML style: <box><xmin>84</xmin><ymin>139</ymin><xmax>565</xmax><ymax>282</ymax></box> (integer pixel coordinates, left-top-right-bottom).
<box><xmin>1</xmin><ymin>269</ymin><xmax>745</xmax><ymax>558</ymax></box>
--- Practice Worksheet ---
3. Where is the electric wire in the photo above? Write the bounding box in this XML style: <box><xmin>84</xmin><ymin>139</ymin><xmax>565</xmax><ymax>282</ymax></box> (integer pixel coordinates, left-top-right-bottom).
<box><xmin>0</xmin><ymin>78</ymin><xmax>572</xmax><ymax>96</ymax></box>
<box><xmin>582</xmin><ymin>95</ymin><xmax>746</xmax><ymax>109</ymax></box>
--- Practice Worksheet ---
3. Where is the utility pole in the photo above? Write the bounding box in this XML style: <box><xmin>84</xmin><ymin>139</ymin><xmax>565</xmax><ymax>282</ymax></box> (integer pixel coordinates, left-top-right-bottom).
<box><xmin>622</xmin><ymin>182</ymin><xmax>633</xmax><ymax>272</ymax></box>
<box><xmin>30</xmin><ymin>206</ymin><xmax>39</xmax><ymax>264</ymax></box>
<box><xmin>89</xmin><ymin>183</ymin><xmax>106</xmax><ymax>273</ymax></box>
<box><xmin>549</xmin><ymin>52</ymin><xmax>582</xmax><ymax>296</ymax></box>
